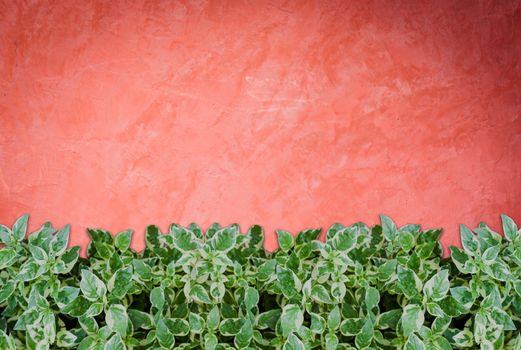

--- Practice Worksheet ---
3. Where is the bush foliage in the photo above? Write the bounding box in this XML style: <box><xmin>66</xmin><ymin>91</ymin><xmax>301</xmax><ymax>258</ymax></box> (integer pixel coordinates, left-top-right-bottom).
<box><xmin>1</xmin><ymin>214</ymin><xmax>521</xmax><ymax>349</ymax></box>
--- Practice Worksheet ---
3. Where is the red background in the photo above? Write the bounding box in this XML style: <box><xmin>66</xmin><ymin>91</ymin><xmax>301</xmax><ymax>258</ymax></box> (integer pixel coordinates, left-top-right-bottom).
<box><xmin>1</xmin><ymin>0</ymin><xmax>520</xmax><ymax>256</ymax></box>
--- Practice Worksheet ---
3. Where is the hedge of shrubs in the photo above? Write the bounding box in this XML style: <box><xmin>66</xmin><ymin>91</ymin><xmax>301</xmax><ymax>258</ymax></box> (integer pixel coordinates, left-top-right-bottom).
<box><xmin>0</xmin><ymin>214</ymin><xmax>520</xmax><ymax>349</ymax></box>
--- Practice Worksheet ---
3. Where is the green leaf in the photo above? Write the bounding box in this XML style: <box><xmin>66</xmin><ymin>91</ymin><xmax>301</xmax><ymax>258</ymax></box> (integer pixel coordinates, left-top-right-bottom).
<box><xmin>310</xmin><ymin>284</ymin><xmax>334</xmax><ymax>304</ymax></box>
<box><xmin>235</xmin><ymin>319</ymin><xmax>253</xmax><ymax>348</ymax></box>
<box><xmin>355</xmin><ymin>318</ymin><xmax>373</xmax><ymax>349</ymax></box>
<box><xmin>0</xmin><ymin>225</ymin><xmax>11</xmax><ymax>245</ymax></box>
<box><xmin>207</xmin><ymin>306</ymin><xmax>220</xmax><ymax>331</ymax></box>
<box><xmin>283</xmin><ymin>333</ymin><xmax>305</xmax><ymax>350</ymax></box>
<box><xmin>327</xmin><ymin>306</ymin><xmax>341</xmax><ymax>330</ymax></box>
<box><xmin>398</xmin><ymin>231</ymin><xmax>415</xmax><ymax>251</ymax></box>
<box><xmin>327</xmin><ymin>227</ymin><xmax>356</xmax><ymax>251</ymax></box>
<box><xmin>106</xmin><ymin>304</ymin><xmax>128</xmax><ymax>337</ymax></box>
<box><xmin>310</xmin><ymin>313</ymin><xmax>326</xmax><ymax>333</ymax></box>
<box><xmin>12</xmin><ymin>214</ymin><xmax>29</xmax><ymax>242</ymax></box>
<box><xmin>165</xmin><ymin>318</ymin><xmax>190</xmax><ymax>336</ymax></box>
<box><xmin>501</xmin><ymin>214</ymin><xmax>517</xmax><ymax>241</ymax></box>
<box><xmin>28</xmin><ymin>243</ymin><xmax>48</xmax><ymax>265</ymax></box>
<box><xmin>405</xmin><ymin>333</ymin><xmax>426</xmax><ymax>350</ymax></box>
<box><xmin>220</xmin><ymin>318</ymin><xmax>244</xmax><ymax>336</ymax></box>
<box><xmin>128</xmin><ymin>309</ymin><xmax>154</xmax><ymax>330</ymax></box>
<box><xmin>114</xmin><ymin>229</ymin><xmax>132</xmax><ymax>252</ymax></box>
<box><xmin>208</xmin><ymin>225</ymin><xmax>237</xmax><ymax>252</ymax></box>
<box><xmin>171</xmin><ymin>225</ymin><xmax>197</xmax><ymax>252</ymax></box>
<box><xmin>243</xmin><ymin>287</ymin><xmax>259</xmax><ymax>310</ymax></box>
<box><xmin>108</xmin><ymin>266</ymin><xmax>133</xmax><ymax>299</ymax></box>
<box><xmin>281</xmin><ymin>304</ymin><xmax>303</xmax><ymax>337</ymax></box>
<box><xmin>0</xmin><ymin>248</ymin><xmax>16</xmax><ymax>269</ymax></box>
<box><xmin>104</xmin><ymin>333</ymin><xmax>125</xmax><ymax>350</ymax></box>
<box><xmin>380</xmin><ymin>214</ymin><xmax>398</xmax><ymax>241</ymax></box>
<box><xmin>51</xmin><ymin>224</ymin><xmax>70</xmax><ymax>256</ymax></box>
<box><xmin>365</xmin><ymin>287</ymin><xmax>380</xmax><ymax>310</ymax></box>
<box><xmin>189</xmin><ymin>312</ymin><xmax>205</xmax><ymax>333</ymax></box>
<box><xmin>62</xmin><ymin>295</ymin><xmax>90</xmax><ymax>317</ymax></box>
<box><xmin>277</xmin><ymin>230</ymin><xmax>294</xmax><ymax>252</ymax></box>
<box><xmin>150</xmin><ymin>287</ymin><xmax>165</xmax><ymax>311</ymax></box>
<box><xmin>80</xmin><ymin>270</ymin><xmax>106</xmax><ymax>301</ymax></box>
<box><xmin>156</xmin><ymin>318</ymin><xmax>174</xmax><ymax>349</ymax></box>
<box><xmin>277</xmin><ymin>266</ymin><xmax>300</xmax><ymax>298</ymax></box>
<box><xmin>401</xmin><ymin>304</ymin><xmax>424</xmax><ymax>336</ymax></box>
<box><xmin>423</xmin><ymin>269</ymin><xmax>450</xmax><ymax>301</ymax></box>
<box><xmin>0</xmin><ymin>281</ymin><xmax>16</xmax><ymax>304</ymax></box>
<box><xmin>460</xmin><ymin>224</ymin><xmax>479</xmax><ymax>255</ymax></box>
<box><xmin>295</xmin><ymin>228</ymin><xmax>321</xmax><ymax>245</ymax></box>
<box><xmin>398</xmin><ymin>266</ymin><xmax>422</xmax><ymax>299</ymax></box>
<box><xmin>190</xmin><ymin>285</ymin><xmax>212</xmax><ymax>304</ymax></box>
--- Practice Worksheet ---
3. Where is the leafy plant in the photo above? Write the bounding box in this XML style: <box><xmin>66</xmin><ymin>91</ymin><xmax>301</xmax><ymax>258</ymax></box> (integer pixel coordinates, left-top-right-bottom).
<box><xmin>0</xmin><ymin>214</ymin><xmax>520</xmax><ymax>349</ymax></box>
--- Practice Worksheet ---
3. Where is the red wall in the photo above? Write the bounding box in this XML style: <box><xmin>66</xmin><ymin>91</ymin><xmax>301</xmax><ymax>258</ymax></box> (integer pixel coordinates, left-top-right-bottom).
<box><xmin>1</xmin><ymin>0</ymin><xmax>521</xmax><ymax>256</ymax></box>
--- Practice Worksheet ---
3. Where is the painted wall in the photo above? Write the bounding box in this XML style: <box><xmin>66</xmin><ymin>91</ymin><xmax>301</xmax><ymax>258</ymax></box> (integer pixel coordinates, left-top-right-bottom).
<box><xmin>1</xmin><ymin>0</ymin><xmax>520</xmax><ymax>256</ymax></box>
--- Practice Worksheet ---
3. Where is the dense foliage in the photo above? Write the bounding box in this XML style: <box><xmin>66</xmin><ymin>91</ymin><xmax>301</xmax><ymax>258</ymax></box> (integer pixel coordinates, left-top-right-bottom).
<box><xmin>1</xmin><ymin>214</ymin><xmax>521</xmax><ymax>349</ymax></box>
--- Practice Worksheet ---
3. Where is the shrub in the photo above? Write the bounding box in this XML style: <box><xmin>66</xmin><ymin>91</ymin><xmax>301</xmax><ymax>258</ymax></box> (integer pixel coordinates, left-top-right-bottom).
<box><xmin>0</xmin><ymin>214</ymin><xmax>520</xmax><ymax>349</ymax></box>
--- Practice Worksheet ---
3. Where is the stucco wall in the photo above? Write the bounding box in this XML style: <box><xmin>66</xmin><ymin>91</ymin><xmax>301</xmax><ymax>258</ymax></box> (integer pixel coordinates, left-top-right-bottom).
<box><xmin>1</xmin><ymin>0</ymin><xmax>520</xmax><ymax>256</ymax></box>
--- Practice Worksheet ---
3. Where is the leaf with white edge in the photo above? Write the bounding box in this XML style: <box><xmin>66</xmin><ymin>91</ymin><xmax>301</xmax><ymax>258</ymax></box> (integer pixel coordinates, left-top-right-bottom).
<box><xmin>423</xmin><ymin>269</ymin><xmax>450</xmax><ymax>301</ymax></box>
<box><xmin>219</xmin><ymin>318</ymin><xmax>244</xmax><ymax>336</ymax></box>
<box><xmin>0</xmin><ymin>281</ymin><xmax>16</xmax><ymax>304</ymax></box>
<box><xmin>327</xmin><ymin>306</ymin><xmax>341</xmax><ymax>330</ymax></box>
<box><xmin>355</xmin><ymin>318</ymin><xmax>374</xmax><ymax>349</ymax></box>
<box><xmin>150</xmin><ymin>287</ymin><xmax>165</xmax><ymax>311</ymax></box>
<box><xmin>283</xmin><ymin>333</ymin><xmax>305</xmax><ymax>350</ymax></box>
<box><xmin>108</xmin><ymin>265</ymin><xmax>133</xmax><ymax>299</ymax></box>
<box><xmin>277</xmin><ymin>230</ymin><xmax>294</xmax><ymax>252</ymax></box>
<box><xmin>56</xmin><ymin>329</ymin><xmax>77</xmax><ymax>348</ymax></box>
<box><xmin>28</xmin><ymin>244</ymin><xmax>48</xmax><ymax>265</ymax></box>
<box><xmin>156</xmin><ymin>319</ymin><xmax>174</xmax><ymax>349</ymax></box>
<box><xmin>243</xmin><ymin>287</ymin><xmax>259</xmax><ymax>310</ymax></box>
<box><xmin>401</xmin><ymin>304</ymin><xmax>424</xmax><ymax>336</ymax></box>
<box><xmin>460</xmin><ymin>224</ymin><xmax>479</xmax><ymax>256</ymax></box>
<box><xmin>12</xmin><ymin>214</ymin><xmax>29</xmax><ymax>242</ymax></box>
<box><xmin>207</xmin><ymin>306</ymin><xmax>220</xmax><ymax>331</ymax></box>
<box><xmin>104</xmin><ymin>333</ymin><xmax>125</xmax><ymax>350</ymax></box>
<box><xmin>0</xmin><ymin>248</ymin><xmax>16</xmax><ymax>269</ymax></box>
<box><xmin>398</xmin><ymin>266</ymin><xmax>422</xmax><ymax>299</ymax></box>
<box><xmin>189</xmin><ymin>312</ymin><xmax>205</xmax><ymax>333</ymax></box>
<box><xmin>0</xmin><ymin>225</ymin><xmax>11</xmax><ymax>245</ymax></box>
<box><xmin>166</xmin><ymin>318</ymin><xmax>190</xmax><ymax>336</ymax></box>
<box><xmin>128</xmin><ymin>309</ymin><xmax>154</xmax><ymax>330</ymax></box>
<box><xmin>281</xmin><ymin>304</ymin><xmax>303</xmax><ymax>337</ymax></box>
<box><xmin>405</xmin><ymin>333</ymin><xmax>426</xmax><ymax>350</ymax></box>
<box><xmin>365</xmin><ymin>287</ymin><xmax>380</xmax><ymax>310</ymax></box>
<box><xmin>190</xmin><ymin>285</ymin><xmax>212</xmax><ymax>304</ymax></box>
<box><xmin>381</xmin><ymin>214</ymin><xmax>398</xmax><ymax>241</ymax></box>
<box><xmin>171</xmin><ymin>225</ymin><xmax>197</xmax><ymax>252</ymax></box>
<box><xmin>114</xmin><ymin>229</ymin><xmax>132</xmax><ymax>252</ymax></box>
<box><xmin>277</xmin><ymin>266</ymin><xmax>301</xmax><ymax>298</ymax></box>
<box><xmin>501</xmin><ymin>214</ymin><xmax>518</xmax><ymax>241</ymax></box>
<box><xmin>328</xmin><ymin>227</ymin><xmax>357</xmax><ymax>251</ymax></box>
<box><xmin>452</xmin><ymin>329</ymin><xmax>474</xmax><ymax>347</ymax></box>
<box><xmin>235</xmin><ymin>318</ymin><xmax>253</xmax><ymax>348</ymax></box>
<box><xmin>310</xmin><ymin>284</ymin><xmax>334</xmax><ymax>304</ymax></box>
<box><xmin>310</xmin><ymin>313</ymin><xmax>326</xmax><ymax>333</ymax></box>
<box><xmin>208</xmin><ymin>225</ymin><xmax>237</xmax><ymax>252</ymax></box>
<box><xmin>106</xmin><ymin>304</ymin><xmax>128</xmax><ymax>337</ymax></box>
<box><xmin>51</xmin><ymin>224</ymin><xmax>70</xmax><ymax>256</ymax></box>
<box><xmin>80</xmin><ymin>270</ymin><xmax>106</xmax><ymax>301</ymax></box>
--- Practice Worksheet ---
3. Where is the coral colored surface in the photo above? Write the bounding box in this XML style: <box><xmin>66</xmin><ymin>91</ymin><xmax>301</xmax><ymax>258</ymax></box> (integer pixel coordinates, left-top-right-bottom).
<box><xmin>1</xmin><ymin>0</ymin><xmax>521</xmax><ymax>256</ymax></box>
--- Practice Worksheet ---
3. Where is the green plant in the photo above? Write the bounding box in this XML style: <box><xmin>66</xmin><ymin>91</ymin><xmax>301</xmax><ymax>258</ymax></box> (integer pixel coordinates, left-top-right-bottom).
<box><xmin>0</xmin><ymin>214</ymin><xmax>520</xmax><ymax>349</ymax></box>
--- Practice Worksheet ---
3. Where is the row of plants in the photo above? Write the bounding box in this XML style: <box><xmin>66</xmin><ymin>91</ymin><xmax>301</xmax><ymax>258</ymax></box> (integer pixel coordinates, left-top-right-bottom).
<box><xmin>0</xmin><ymin>214</ymin><xmax>521</xmax><ymax>349</ymax></box>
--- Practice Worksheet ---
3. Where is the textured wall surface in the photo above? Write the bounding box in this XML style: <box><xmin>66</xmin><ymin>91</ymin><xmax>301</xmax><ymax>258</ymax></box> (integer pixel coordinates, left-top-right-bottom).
<box><xmin>1</xmin><ymin>0</ymin><xmax>521</xmax><ymax>256</ymax></box>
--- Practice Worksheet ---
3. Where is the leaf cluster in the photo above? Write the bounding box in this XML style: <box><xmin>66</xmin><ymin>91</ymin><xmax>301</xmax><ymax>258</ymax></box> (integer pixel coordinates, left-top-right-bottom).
<box><xmin>1</xmin><ymin>214</ymin><xmax>521</xmax><ymax>349</ymax></box>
